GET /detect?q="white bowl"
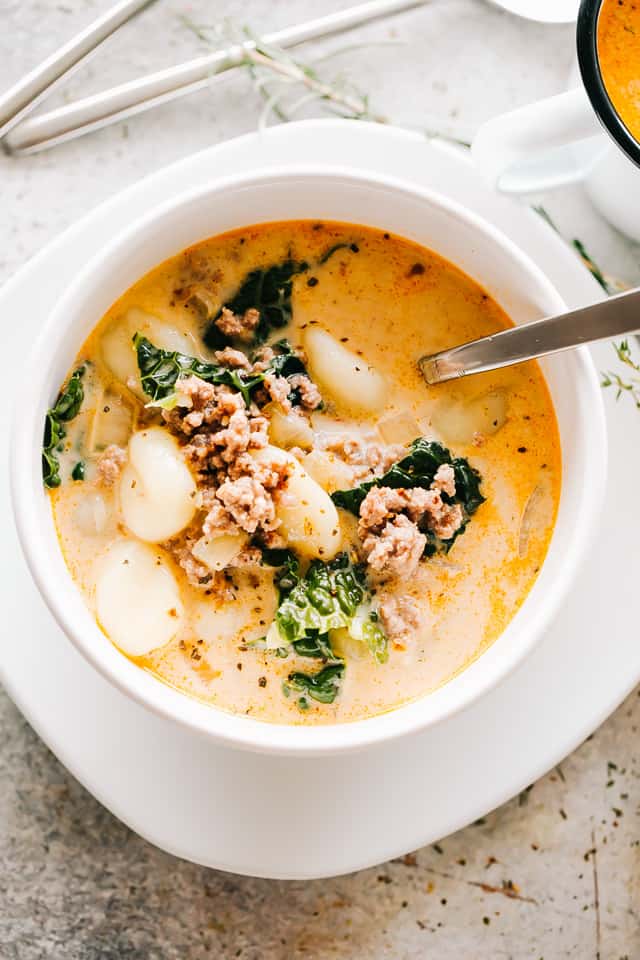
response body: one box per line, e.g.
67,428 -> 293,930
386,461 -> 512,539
10,166 -> 606,756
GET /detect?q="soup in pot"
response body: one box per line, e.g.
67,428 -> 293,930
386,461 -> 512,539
598,0 -> 640,142
44,220 -> 560,724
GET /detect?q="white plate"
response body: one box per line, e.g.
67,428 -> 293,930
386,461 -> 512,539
1,120 -> 637,880
488,0 -> 579,23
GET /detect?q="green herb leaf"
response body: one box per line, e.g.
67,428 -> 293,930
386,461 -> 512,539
42,367 -> 86,489
204,259 -> 309,348
292,633 -> 335,660
71,460 -> 86,482
331,437 -> 484,554
269,552 -> 388,664
285,662 -> 345,705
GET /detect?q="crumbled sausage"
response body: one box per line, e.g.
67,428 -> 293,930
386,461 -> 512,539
357,463 -> 463,578
214,346 -> 251,368
157,354 -> 317,574
321,434 -> 405,481
216,476 -> 278,534
171,538 -> 213,587
96,444 -> 127,486
361,515 -> 426,580
215,306 -> 261,342
251,345 -> 276,372
229,545 -> 264,568
166,535 -> 237,595
288,374 -> 322,410
378,594 -> 423,649
263,373 -> 293,409
165,378 -> 247,437
431,463 -> 456,498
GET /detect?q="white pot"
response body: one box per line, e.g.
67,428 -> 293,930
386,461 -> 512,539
471,0 -> 640,241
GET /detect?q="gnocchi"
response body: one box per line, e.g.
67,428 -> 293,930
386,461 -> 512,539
254,445 -> 342,559
304,327 -> 387,414
120,427 -> 196,542
95,539 -> 183,656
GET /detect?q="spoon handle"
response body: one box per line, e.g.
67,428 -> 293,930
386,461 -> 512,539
419,286 -> 640,384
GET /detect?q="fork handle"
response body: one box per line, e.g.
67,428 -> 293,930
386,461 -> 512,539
419,286 -> 640,384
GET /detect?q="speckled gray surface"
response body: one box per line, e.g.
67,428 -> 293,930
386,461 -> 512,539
1,1 -> 640,956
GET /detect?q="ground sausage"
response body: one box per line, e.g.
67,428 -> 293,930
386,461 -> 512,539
357,462 -> 464,578
214,306 -> 261,342
96,444 -> 127,486
361,515 -> 426,580
378,594 -> 423,649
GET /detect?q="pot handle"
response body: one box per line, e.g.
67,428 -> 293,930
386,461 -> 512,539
471,87 -> 604,194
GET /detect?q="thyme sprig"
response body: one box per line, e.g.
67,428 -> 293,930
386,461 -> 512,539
180,17 -> 385,127
533,206 -> 640,413
532,206 -> 628,296
601,340 -> 640,409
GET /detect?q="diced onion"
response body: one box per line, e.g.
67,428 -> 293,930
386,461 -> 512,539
265,404 -> 314,450
191,532 -> 249,572
378,411 -> 420,445
302,449 -> 354,492
74,493 -> 110,536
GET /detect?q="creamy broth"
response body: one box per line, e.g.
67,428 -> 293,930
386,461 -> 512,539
598,0 -> 640,142
47,221 -> 560,724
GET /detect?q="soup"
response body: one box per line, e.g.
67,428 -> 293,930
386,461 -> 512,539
598,0 -> 640,142
45,221 -> 560,724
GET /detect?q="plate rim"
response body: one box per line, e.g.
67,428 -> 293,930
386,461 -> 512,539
3,118 -> 631,880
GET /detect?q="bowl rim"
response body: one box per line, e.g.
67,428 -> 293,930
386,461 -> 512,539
10,164 -> 607,756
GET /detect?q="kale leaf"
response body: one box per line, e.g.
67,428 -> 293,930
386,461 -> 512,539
134,333 -> 262,406
71,460 -> 86,482
203,243 -> 361,349
292,633 -> 336,661
260,547 -> 298,570
134,334 -> 307,408
42,366 -> 86,488
267,552 -> 388,665
331,438 -> 484,555
204,259 -> 309,349
285,662 -> 345,707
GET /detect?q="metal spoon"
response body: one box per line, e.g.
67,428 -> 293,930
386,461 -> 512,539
419,286 -> 640,385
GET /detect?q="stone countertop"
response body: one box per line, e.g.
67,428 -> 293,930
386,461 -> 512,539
1,1 -> 639,956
